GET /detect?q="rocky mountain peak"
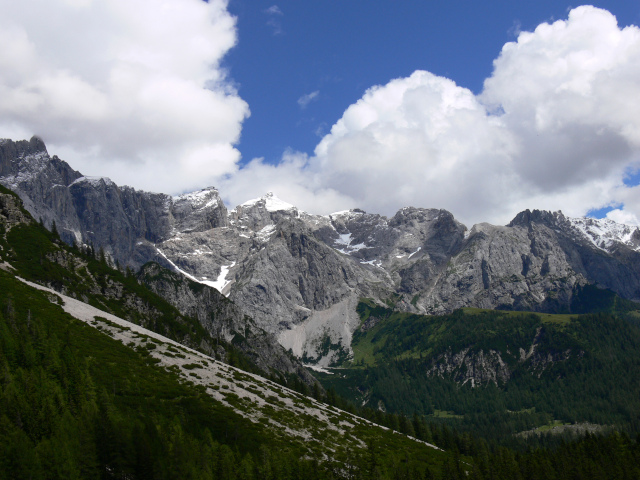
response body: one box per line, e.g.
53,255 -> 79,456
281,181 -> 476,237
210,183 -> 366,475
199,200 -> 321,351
507,209 -> 566,228
172,187 -> 228,233
567,216 -> 640,252
0,187 -> 31,230
1,137 -> 50,183
230,192 -> 300,232
241,192 -> 297,212
27,135 -> 47,153
0,135 -> 47,158
70,175 -> 116,189
3,137 -> 640,367
389,206 -> 443,225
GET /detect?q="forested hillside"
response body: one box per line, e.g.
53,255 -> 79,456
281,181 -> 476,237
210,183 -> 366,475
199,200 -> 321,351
317,300 -> 640,444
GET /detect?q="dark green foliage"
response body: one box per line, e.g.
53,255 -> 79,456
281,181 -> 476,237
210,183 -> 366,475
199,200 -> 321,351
570,283 -> 640,314
0,183 -> 25,203
0,270 -> 260,478
477,432 -> 640,480
2,270 -> 452,479
0,202 -> 454,478
321,302 -> 640,446
5,222 -> 206,343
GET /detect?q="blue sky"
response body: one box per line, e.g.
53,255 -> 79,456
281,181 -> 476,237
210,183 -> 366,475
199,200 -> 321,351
225,1 -> 640,167
1,1 -> 640,226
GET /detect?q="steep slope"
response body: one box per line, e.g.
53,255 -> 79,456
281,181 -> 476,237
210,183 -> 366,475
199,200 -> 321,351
0,267 -> 450,479
3,137 -> 640,366
0,137 -> 227,267
0,184 -> 311,382
138,262 -> 315,383
420,210 -> 640,315
151,193 -> 392,363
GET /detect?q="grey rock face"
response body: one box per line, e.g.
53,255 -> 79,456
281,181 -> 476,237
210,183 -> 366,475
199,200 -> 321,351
0,138 -> 319,380
172,189 -> 229,233
375,209 -> 640,315
426,326 -> 578,387
0,137 -> 230,269
0,136 -> 83,242
138,262 -> 316,383
231,219 -> 365,330
230,192 -> 300,232
428,348 -> 512,387
0,190 -> 32,232
3,138 -> 640,366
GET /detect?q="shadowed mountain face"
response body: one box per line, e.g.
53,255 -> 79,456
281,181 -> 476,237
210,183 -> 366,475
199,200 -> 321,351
0,181 -> 316,385
0,137 -> 227,266
2,137 -> 640,364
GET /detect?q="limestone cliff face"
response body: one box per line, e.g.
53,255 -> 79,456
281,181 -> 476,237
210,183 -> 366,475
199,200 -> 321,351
3,137 -> 640,365
418,210 -> 640,315
138,262 -> 316,383
0,136 -> 83,241
0,137 -> 228,269
427,348 -> 512,387
230,218 -> 370,331
0,190 -> 31,231
0,139 -> 316,380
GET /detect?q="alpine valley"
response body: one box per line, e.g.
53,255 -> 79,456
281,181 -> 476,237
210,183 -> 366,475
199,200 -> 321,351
2,136 -> 640,479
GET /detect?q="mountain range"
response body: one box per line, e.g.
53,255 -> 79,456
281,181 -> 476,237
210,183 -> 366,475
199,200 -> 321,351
0,187 -> 455,478
3,136 -> 640,478
2,136 -> 640,367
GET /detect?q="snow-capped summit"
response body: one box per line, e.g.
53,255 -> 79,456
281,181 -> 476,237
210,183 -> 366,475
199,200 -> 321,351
568,216 -> 640,252
240,192 -> 297,213
230,192 -> 301,231
70,176 -> 116,188
328,209 -> 366,220
173,187 -> 222,210
0,136 -> 53,189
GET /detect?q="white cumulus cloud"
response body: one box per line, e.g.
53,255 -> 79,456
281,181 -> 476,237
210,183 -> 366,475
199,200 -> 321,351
0,0 -> 248,194
228,6 -> 640,226
606,208 -> 639,226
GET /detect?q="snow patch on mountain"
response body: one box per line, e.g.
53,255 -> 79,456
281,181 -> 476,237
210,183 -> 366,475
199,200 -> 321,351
203,261 -> 236,295
173,187 -> 221,209
569,217 -> 640,252
257,224 -> 276,241
1,151 -> 50,188
332,232 -> 368,255
155,247 -> 200,282
70,176 -> 115,188
241,192 -> 297,213
155,243 -> 237,296
329,209 -> 365,220
335,233 -> 352,245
